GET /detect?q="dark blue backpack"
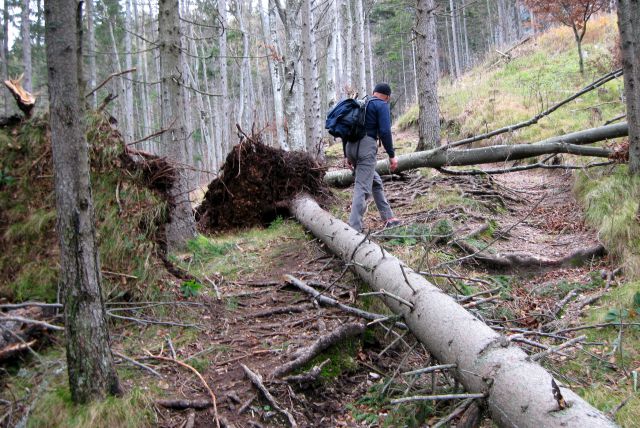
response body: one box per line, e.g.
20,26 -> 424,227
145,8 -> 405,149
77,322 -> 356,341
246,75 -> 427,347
325,97 -> 370,143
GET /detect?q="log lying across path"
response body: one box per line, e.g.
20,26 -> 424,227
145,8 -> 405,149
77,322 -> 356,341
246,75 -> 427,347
325,122 -> 628,186
289,194 -> 615,427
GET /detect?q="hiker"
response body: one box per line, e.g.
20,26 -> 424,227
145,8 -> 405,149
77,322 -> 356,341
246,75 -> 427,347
344,83 -> 400,233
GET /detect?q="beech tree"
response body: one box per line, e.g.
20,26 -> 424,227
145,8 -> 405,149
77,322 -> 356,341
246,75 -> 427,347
158,0 -> 197,251
617,0 -> 640,174
44,0 -> 121,403
524,0 -> 607,74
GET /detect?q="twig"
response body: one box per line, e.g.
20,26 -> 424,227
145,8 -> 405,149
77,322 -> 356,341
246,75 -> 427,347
0,316 -> 63,331
107,312 -> 200,328
0,302 -> 62,310
391,393 -> 486,404
241,364 -> 298,428
146,352 -> 220,428
456,287 -> 501,303
85,67 -> 137,98
204,275 -> 222,300
552,322 -> 640,335
419,272 -> 494,287
126,117 -> 177,146
359,289 -> 414,310
167,336 -> 177,360
432,398 -> 474,428
284,275 -> 407,329
402,364 -> 457,377
378,331 -> 409,357
607,395 -> 633,418
156,399 -> 212,410
529,335 -> 586,362
113,351 -> 163,378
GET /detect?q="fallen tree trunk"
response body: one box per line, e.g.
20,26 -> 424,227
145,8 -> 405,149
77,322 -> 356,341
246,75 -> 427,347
325,122 -> 628,187
289,194 -> 615,427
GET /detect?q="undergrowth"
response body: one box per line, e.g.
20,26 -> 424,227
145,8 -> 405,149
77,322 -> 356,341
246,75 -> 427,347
0,113 -> 167,302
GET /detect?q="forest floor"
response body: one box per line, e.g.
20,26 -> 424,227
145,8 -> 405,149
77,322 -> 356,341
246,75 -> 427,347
138,134 -> 630,428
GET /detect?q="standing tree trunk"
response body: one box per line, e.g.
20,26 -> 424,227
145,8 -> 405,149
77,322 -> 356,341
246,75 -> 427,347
260,0 -> 287,150
572,24 -> 586,75
449,0 -> 461,78
158,0 -> 197,252
217,0 -> 230,157
415,0 -> 440,150
86,0 -> 97,109
301,0 -> 322,159
123,0 -> 135,143
1,1 -> 8,114
281,0 -> 306,151
22,0 -> 33,92
44,0 -> 121,403
617,0 -> 640,173
354,0 -> 367,95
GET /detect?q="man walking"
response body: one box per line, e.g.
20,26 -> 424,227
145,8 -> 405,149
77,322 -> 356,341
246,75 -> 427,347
344,83 -> 400,232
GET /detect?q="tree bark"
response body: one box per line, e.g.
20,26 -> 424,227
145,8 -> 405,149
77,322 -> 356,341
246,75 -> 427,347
617,0 -> 640,174
217,0 -> 230,158
44,0 -> 120,403
301,0 -> 322,159
260,0 -> 287,150
289,194 -> 615,428
282,0 -> 306,151
85,0 -> 97,109
415,0 -> 441,151
158,0 -> 197,251
449,0 -> 461,78
21,0 -> 33,92
325,123 -> 627,186
1,0 -> 9,114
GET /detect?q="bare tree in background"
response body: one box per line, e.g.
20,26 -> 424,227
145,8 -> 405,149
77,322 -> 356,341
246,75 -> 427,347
158,0 -> 197,251
44,0 -> 121,403
525,0 -> 607,74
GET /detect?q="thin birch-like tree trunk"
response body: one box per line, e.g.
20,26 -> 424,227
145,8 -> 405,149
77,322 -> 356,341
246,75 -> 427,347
123,0 -> 135,143
449,0 -> 461,78
261,0 -> 287,150
617,0 -> 640,173
354,0 -> 366,95
301,0 -> 323,159
334,0 -> 345,98
218,0 -> 230,156
281,0 -> 306,151
22,0 -> 32,92
86,0 -> 97,109
158,0 -> 197,251
44,0 -> 121,403
366,16 -> 375,93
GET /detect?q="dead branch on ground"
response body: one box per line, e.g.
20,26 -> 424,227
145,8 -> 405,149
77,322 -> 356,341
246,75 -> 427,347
272,322 -> 366,378
241,364 -> 298,428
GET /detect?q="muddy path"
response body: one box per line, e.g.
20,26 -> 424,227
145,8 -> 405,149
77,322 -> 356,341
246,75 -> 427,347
153,153 -> 610,428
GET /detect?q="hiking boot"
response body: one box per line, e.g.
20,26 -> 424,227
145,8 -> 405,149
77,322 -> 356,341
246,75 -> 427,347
384,218 -> 402,229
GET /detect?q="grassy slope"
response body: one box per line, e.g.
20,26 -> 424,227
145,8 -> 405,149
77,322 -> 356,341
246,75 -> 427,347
395,14 -> 638,425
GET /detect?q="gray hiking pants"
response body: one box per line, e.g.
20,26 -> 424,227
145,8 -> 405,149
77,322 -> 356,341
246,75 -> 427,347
346,135 -> 394,232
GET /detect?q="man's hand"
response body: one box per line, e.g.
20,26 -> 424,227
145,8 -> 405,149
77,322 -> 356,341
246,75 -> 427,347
344,157 -> 354,170
389,157 -> 398,172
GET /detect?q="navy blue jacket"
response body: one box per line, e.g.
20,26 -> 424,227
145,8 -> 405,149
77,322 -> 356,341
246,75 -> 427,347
364,96 -> 395,158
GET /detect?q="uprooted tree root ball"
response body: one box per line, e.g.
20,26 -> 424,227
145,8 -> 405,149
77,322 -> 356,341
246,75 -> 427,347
197,137 -> 332,230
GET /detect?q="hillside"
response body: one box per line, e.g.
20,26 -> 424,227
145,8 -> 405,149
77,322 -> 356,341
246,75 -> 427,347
0,13 -> 638,428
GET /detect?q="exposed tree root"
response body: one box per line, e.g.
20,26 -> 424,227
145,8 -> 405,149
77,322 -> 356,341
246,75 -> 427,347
197,135 -> 331,230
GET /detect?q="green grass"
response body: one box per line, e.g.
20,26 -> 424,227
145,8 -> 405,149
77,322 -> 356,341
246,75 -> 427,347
27,386 -> 154,428
179,219 -> 306,281
395,14 -> 624,148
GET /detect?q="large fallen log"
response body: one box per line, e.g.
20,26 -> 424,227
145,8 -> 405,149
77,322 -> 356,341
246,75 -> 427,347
325,122 -> 628,186
289,194 -> 615,427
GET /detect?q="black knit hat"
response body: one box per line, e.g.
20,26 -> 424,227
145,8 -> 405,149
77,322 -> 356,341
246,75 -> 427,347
373,82 -> 392,96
